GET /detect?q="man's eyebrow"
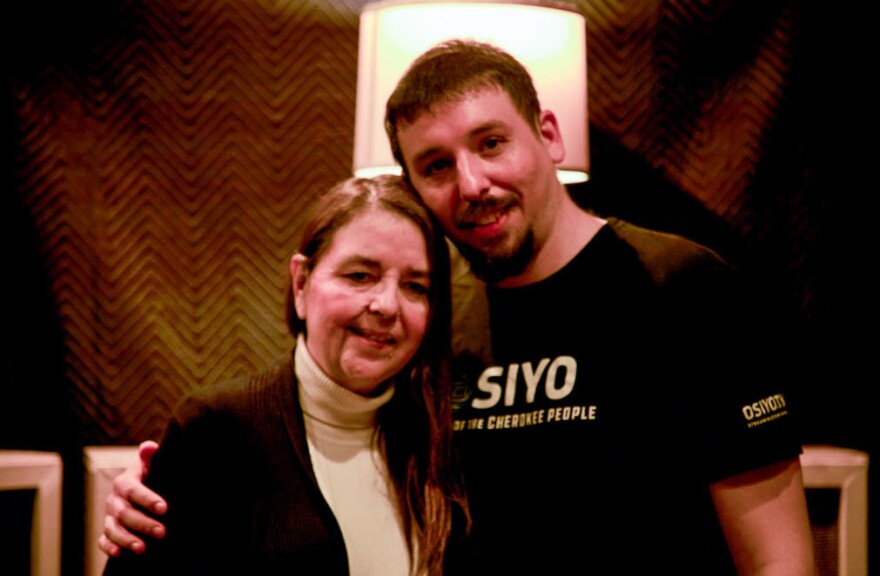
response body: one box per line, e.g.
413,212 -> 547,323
468,120 -> 507,137
412,146 -> 444,167
411,120 -> 509,166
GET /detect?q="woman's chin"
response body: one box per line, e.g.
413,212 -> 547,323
336,347 -> 418,395
337,364 -> 396,396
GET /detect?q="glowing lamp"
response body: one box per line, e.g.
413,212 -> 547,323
354,0 -> 589,184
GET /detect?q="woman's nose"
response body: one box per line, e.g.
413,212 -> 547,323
367,280 -> 399,317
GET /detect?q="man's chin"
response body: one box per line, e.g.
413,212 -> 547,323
455,233 -> 534,285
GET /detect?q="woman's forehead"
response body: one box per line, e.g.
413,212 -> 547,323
321,208 -> 430,267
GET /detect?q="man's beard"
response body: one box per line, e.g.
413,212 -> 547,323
456,229 -> 535,284
452,195 -> 534,284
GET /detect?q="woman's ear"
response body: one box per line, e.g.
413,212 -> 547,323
289,254 -> 309,321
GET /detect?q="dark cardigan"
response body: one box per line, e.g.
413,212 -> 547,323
103,350 -> 350,576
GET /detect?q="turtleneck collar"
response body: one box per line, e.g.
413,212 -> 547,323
295,335 -> 396,430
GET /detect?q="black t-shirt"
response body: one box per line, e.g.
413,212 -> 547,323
447,219 -> 802,575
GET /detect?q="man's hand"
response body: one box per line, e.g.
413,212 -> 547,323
98,441 -> 168,556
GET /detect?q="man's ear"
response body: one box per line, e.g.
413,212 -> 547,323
289,254 -> 309,321
538,110 -> 566,165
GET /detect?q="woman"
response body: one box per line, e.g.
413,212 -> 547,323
103,175 -> 468,576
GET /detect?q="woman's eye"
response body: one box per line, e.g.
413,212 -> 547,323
405,282 -> 430,296
344,272 -> 374,283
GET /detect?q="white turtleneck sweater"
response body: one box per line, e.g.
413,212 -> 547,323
295,338 -> 413,576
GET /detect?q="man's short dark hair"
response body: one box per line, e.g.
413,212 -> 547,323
385,39 -> 542,176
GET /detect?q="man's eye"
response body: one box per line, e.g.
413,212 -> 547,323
424,158 -> 452,177
482,137 -> 504,152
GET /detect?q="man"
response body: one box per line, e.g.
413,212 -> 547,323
102,40 -> 814,574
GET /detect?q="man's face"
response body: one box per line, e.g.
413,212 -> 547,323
396,87 -> 565,282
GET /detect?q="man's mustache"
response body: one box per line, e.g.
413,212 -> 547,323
455,195 -> 518,229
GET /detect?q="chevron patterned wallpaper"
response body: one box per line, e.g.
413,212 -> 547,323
9,0 -> 813,448
12,0 -> 363,445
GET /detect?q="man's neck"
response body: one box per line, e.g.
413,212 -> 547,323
493,195 -> 605,289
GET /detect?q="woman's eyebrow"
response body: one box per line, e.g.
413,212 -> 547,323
404,268 -> 431,281
338,255 -> 431,278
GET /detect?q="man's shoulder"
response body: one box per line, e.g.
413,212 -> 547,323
604,216 -> 734,286
449,241 -> 493,368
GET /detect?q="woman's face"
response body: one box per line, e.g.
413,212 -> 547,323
291,208 -> 432,395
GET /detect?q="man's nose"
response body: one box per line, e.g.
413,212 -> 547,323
456,154 -> 490,202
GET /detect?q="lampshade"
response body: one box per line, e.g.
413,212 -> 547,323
353,0 -> 589,184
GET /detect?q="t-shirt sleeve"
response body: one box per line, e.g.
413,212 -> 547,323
660,250 -> 804,483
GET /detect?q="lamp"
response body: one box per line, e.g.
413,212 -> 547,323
354,0 -> 589,184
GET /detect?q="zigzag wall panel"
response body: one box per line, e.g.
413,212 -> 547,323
12,0 -> 362,445
9,0 -> 825,447
11,2 -> 872,570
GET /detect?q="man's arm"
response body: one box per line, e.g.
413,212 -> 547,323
99,441 -> 168,556
710,458 -> 816,576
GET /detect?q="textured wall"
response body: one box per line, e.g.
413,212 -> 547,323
10,0 -> 362,445
4,0 -> 872,573
9,0 -> 817,446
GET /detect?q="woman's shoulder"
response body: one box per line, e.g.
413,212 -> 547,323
173,353 -> 296,425
150,352 -> 303,496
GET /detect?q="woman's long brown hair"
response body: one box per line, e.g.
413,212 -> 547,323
286,174 -> 469,574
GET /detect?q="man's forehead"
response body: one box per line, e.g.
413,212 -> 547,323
402,85 -> 508,125
396,87 -> 516,147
